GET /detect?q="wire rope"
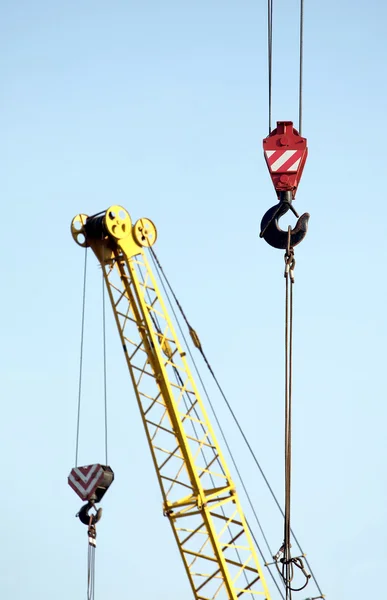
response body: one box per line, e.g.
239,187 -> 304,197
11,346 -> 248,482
299,0 -> 304,133
87,537 -> 96,600
102,258 -> 109,466
268,0 -> 273,133
267,0 -> 304,134
75,243 -> 110,468
75,247 -> 88,467
283,248 -> 294,599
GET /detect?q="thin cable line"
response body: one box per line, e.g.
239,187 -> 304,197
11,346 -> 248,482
75,247 -> 88,467
299,0 -> 304,133
268,0 -> 273,133
102,260 -> 108,466
284,262 -> 292,599
268,0 -> 304,134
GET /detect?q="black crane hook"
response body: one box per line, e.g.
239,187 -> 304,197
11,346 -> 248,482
76,501 -> 103,526
260,192 -> 310,250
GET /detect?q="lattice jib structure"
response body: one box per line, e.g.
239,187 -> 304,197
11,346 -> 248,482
71,206 -> 271,600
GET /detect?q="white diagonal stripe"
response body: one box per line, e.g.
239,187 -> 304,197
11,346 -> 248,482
270,150 -> 297,172
286,158 -> 301,172
82,469 -> 104,495
73,464 -> 98,484
69,468 -> 104,497
69,474 -> 91,496
265,150 -> 276,158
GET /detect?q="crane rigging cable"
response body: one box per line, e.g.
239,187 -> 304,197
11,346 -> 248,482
74,245 -> 109,467
87,524 -> 96,600
70,236 -> 114,600
278,241 -> 310,598
267,0 -> 273,134
267,0 -> 304,134
102,243 -> 109,466
298,0 -> 304,134
284,247 -> 295,599
75,247 -> 88,468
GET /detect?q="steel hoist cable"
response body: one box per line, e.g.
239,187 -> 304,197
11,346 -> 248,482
267,0 -> 273,133
75,247 -> 88,467
267,0 -> 304,134
283,242 -> 295,599
87,526 -> 96,600
74,246 -> 110,467
102,244 -> 109,466
298,0 -> 304,134
72,240 -> 112,600
284,247 -> 294,599
276,239 -> 310,598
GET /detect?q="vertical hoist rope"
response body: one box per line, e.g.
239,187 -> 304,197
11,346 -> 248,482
75,247 -> 88,468
87,541 -> 96,600
298,0 -> 304,133
267,0 -> 304,134
267,0 -> 273,133
102,250 -> 109,466
284,249 -> 294,600
75,244 -> 109,468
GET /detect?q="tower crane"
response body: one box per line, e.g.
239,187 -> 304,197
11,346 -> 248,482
70,206 -> 272,600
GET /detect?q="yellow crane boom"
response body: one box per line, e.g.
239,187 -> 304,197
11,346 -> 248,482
71,205 -> 271,600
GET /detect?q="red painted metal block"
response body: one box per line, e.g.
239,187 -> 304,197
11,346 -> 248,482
263,121 -> 308,199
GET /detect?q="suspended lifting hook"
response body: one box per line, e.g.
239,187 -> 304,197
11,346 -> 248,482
260,191 -> 310,250
76,501 -> 103,526
261,122 -> 309,249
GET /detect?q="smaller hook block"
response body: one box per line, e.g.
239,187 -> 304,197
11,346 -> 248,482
68,464 -> 114,502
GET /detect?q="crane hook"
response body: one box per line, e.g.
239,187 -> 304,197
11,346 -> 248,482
260,193 -> 310,250
76,501 -> 103,526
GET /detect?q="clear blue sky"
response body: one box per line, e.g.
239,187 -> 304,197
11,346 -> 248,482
1,1 -> 386,599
